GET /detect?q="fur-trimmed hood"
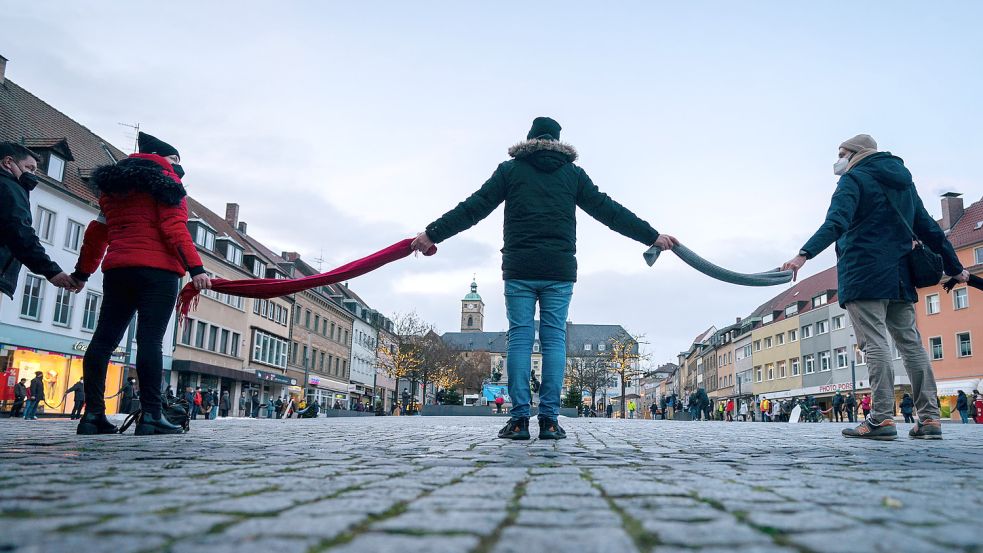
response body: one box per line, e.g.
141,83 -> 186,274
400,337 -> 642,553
89,153 -> 187,206
508,139 -> 578,162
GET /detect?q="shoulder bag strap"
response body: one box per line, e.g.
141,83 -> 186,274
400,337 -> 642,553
873,179 -> 918,242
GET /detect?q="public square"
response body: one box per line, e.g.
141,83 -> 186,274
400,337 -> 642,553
1,416 -> 981,553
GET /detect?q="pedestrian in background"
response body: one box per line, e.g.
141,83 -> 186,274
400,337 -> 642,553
955,390 -> 969,424
860,394 -> 872,420
219,391 -> 230,418
66,378 -> 85,420
606,403 -> 614,419
191,387 -> 202,420
200,389 -> 213,420
845,393 -> 857,423
832,391 -> 845,422
23,371 -> 44,420
973,390 -> 983,424
900,393 -> 915,423
266,397 -> 275,419
120,377 -> 138,415
725,398 -> 735,422
274,397 -> 284,419
738,400 -> 748,422
628,399 -> 636,419
10,378 -> 27,418
250,391 -> 261,418
238,392 -> 247,417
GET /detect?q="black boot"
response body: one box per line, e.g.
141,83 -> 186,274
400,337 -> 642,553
135,411 -> 185,436
77,413 -> 118,435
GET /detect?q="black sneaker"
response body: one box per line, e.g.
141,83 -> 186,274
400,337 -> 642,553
909,418 -> 943,440
76,413 -> 118,435
498,417 -> 530,440
842,417 -> 897,441
538,417 -> 566,440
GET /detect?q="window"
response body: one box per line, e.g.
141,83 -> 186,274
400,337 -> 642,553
231,332 -> 241,357
789,329 -> 798,342
929,337 -> 943,360
34,207 -> 56,243
253,299 -> 261,314
926,294 -> 941,315
835,347 -> 849,368
812,293 -> 828,307
225,245 -> 243,266
816,320 -> 829,334
954,288 -> 969,310
195,321 -> 207,349
831,315 -> 845,330
755,367 -> 762,382
742,344 -> 752,358
330,322 -> 336,340
855,345 -> 866,365
766,364 -> 774,380
753,340 -> 761,352
181,319 -> 194,345
64,220 -> 84,252
762,313 -> 774,324
975,246 -> 983,265
322,319 -> 328,335
957,332 -> 972,357
764,337 -> 772,348
790,358 -> 800,376
583,343 -> 592,352
19,274 -> 44,320
343,330 -> 349,344
776,333 -> 785,346
82,292 -> 101,331
252,329 -> 289,368
52,288 -> 74,327
597,344 -> 605,352
804,354 -> 815,374
194,225 -> 215,250
302,345 -> 309,367
252,260 -> 267,278
819,351 -> 831,371
801,325 -> 813,339
220,329 -> 230,354
294,306 -> 302,324
207,326 -> 218,351
785,304 -> 798,317
314,315 -> 320,331
778,360 -> 786,379
44,153 -> 66,181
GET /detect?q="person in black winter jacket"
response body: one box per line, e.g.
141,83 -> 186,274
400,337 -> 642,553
411,118 -> 675,441
899,393 -> 915,423
120,377 -> 138,415
0,143 -> 78,298
956,390 -> 970,424
66,378 -> 85,420
24,371 -> 45,420
10,378 -> 28,418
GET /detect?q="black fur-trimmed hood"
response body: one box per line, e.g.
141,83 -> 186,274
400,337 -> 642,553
508,139 -> 578,162
89,156 -> 187,205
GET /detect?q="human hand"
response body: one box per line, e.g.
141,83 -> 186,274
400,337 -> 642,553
653,234 -> 679,251
68,276 -> 85,293
48,272 -> 80,291
953,269 -> 970,283
410,232 -> 435,253
192,273 -> 212,291
781,255 -> 808,281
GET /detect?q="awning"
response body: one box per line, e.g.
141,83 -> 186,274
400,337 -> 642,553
936,378 -> 981,397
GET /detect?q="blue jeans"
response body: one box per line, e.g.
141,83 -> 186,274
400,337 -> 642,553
23,400 -> 39,419
505,279 -> 573,420
959,409 -> 969,424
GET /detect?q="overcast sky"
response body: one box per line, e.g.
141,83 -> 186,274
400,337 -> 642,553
3,1 -> 981,364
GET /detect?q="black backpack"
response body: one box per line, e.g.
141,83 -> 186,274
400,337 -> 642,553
118,395 -> 191,434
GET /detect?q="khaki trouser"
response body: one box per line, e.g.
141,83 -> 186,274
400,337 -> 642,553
846,300 -> 939,422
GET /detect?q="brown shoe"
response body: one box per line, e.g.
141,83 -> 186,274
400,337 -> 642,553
909,418 -> 943,440
842,418 -> 897,440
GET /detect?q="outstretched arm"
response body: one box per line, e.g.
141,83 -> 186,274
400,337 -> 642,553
782,175 -> 861,280
412,164 -> 508,252
575,168 -> 669,248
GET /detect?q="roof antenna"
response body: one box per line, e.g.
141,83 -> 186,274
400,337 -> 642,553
118,122 -> 140,153
312,248 -> 326,272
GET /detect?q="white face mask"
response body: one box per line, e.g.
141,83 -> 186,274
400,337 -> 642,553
833,155 -> 851,176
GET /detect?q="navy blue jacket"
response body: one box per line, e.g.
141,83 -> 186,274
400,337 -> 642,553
801,152 -> 962,306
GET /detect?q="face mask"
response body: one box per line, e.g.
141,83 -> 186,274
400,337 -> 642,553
833,155 -> 851,176
171,163 -> 185,179
18,172 -> 39,190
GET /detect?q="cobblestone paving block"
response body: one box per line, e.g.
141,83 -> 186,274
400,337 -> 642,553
640,518 -> 776,546
170,535 -> 322,553
652,547 -> 800,553
326,532 -> 481,553
10,533 -> 168,553
513,508 -> 623,527
786,526 -> 941,553
92,513 -> 234,538
491,526 -> 639,553
744,510 -> 858,533
223,512 -> 365,539
372,508 -> 507,535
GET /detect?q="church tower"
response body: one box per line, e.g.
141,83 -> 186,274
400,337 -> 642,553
460,278 -> 484,332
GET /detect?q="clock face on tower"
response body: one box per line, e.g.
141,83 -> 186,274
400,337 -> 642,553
466,303 -> 475,309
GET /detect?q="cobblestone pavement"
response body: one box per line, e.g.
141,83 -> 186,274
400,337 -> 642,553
1,416 -> 981,553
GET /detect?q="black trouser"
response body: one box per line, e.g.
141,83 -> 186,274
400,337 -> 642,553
83,268 -> 178,418
903,412 -> 914,423
10,398 -> 24,417
71,400 -> 84,419
833,405 -> 843,422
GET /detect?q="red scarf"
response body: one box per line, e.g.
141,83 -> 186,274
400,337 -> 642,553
177,238 -> 435,320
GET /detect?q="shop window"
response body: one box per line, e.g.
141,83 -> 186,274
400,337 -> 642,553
52,287 -> 74,327
20,274 -> 44,320
82,292 -> 101,331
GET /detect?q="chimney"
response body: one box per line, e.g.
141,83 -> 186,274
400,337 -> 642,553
225,203 -> 239,227
940,192 -> 964,231
237,221 -> 247,234
736,317 -> 742,324
0,55 -> 7,85
281,251 -> 300,261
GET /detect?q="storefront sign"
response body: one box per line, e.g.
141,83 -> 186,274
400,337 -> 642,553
73,341 -> 127,359
255,370 -> 296,386
817,382 -> 858,394
308,376 -> 320,386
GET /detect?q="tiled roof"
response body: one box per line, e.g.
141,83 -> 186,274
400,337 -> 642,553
0,78 -> 126,207
946,196 -> 983,250
442,323 -> 634,355
751,266 -> 838,326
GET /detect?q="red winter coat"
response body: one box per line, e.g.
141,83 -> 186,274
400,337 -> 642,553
75,154 -> 203,278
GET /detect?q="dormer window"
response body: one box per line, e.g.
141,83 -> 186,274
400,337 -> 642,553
194,225 -> 215,250
46,153 -> 65,182
225,244 -> 243,266
252,260 -> 267,278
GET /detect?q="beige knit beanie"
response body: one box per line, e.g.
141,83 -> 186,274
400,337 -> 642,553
839,134 -> 877,153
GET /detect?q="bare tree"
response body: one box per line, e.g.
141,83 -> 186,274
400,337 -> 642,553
567,355 -> 611,408
376,312 -> 430,412
606,331 -> 649,418
457,351 -> 491,395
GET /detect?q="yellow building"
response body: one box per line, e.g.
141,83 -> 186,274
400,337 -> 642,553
750,315 -> 802,396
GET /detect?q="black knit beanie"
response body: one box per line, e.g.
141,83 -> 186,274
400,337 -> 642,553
526,117 -> 561,141
137,132 -> 180,159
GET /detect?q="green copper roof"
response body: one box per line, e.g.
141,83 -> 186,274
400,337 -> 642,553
463,279 -> 482,301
